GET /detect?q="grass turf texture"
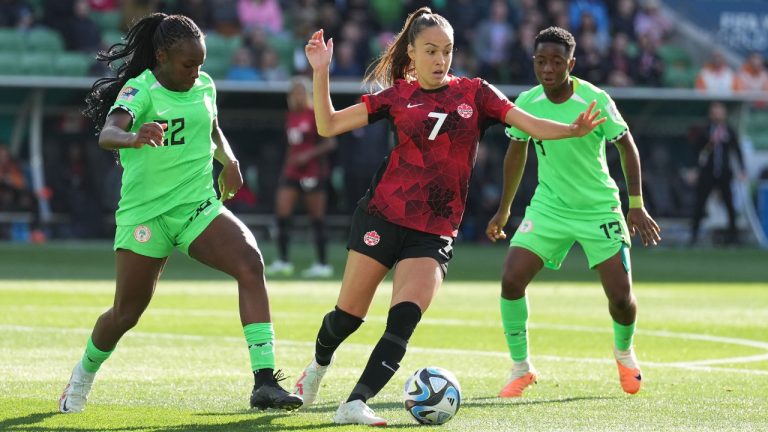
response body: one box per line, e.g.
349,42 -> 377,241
0,242 -> 766,431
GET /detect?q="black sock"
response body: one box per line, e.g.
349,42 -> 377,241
311,218 -> 327,264
315,306 -> 364,366
347,302 -> 422,402
253,368 -> 275,388
276,217 -> 291,262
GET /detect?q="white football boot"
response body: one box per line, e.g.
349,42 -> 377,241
266,260 -> 294,277
333,399 -> 387,426
59,362 -> 95,413
292,356 -> 333,407
300,263 -> 333,278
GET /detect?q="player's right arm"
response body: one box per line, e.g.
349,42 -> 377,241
306,29 -> 368,137
98,110 -> 166,150
486,138 -> 528,242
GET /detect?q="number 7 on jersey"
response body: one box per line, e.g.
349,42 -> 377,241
427,112 -> 447,140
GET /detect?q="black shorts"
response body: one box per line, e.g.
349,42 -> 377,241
279,176 -> 327,193
346,206 -> 455,277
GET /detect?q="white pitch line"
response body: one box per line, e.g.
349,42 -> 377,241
2,324 -> 768,376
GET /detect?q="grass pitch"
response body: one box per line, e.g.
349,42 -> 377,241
0,242 -> 766,431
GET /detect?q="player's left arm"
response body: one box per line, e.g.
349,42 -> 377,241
211,116 -> 243,201
613,132 -> 661,246
504,100 -> 606,140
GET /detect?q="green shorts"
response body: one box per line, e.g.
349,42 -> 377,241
510,206 -> 630,270
114,197 -> 228,258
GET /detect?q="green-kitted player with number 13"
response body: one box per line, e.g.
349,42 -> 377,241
485,27 -> 662,398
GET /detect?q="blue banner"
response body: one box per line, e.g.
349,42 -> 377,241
664,0 -> 768,56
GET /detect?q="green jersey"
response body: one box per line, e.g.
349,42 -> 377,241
109,69 -> 218,225
505,77 -> 628,219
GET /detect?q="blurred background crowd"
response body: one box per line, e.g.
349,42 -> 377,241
1,0 -> 767,247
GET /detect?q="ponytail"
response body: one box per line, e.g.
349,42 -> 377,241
83,13 -> 202,133
363,7 -> 452,89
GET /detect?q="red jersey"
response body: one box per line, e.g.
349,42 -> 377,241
360,76 -> 515,237
283,108 -> 329,180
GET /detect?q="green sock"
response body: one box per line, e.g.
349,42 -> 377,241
244,323 -> 276,371
613,320 -> 636,351
80,337 -> 113,373
500,296 -> 529,362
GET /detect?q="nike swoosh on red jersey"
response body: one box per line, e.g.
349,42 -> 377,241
406,103 -> 423,108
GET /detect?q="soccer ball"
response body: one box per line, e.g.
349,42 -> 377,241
403,366 -> 461,425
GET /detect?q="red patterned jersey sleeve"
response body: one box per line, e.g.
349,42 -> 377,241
361,84 -> 402,124
475,79 -> 515,125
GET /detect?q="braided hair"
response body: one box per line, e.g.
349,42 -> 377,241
83,13 -> 202,133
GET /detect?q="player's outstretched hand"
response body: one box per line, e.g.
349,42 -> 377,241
627,207 -> 662,246
219,160 -> 243,202
132,122 -> 167,148
570,100 -> 606,137
305,29 -> 333,71
485,210 -> 510,242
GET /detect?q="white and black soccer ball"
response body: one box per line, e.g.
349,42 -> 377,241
403,366 -> 461,425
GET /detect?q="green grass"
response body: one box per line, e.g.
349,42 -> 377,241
0,242 -> 767,431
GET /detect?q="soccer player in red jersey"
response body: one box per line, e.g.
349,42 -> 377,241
266,77 -> 337,278
292,7 -> 605,425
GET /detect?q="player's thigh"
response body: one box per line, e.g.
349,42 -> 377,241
577,213 -> 629,269
510,207 -> 574,270
114,249 -> 167,312
275,183 -> 301,217
391,257 -> 442,312
595,246 -> 633,304
502,246 -> 544,295
187,209 -> 263,278
336,250 -> 389,317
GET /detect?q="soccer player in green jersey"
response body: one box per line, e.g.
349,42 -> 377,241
58,13 -> 302,413
486,27 -> 662,398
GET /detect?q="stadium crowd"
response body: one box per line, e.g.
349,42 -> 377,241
1,0 -> 766,90
0,0 -> 763,245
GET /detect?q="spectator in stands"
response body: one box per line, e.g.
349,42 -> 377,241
238,0 -> 282,34
443,0 -> 486,50
633,34 -> 664,87
473,0 -> 515,83
735,52 -> 768,94
576,11 -> 609,53
0,0 -> 33,28
690,102 -> 745,246
66,0 -> 102,53
0,144 -> 42,240
331,41 -> 363,78
172,0 -> 212,31
544,0 -> 570,29
695,50 -> 736,95
634,0 -> 672,45
570,0 -> 609,51
505,22 -> 537,85
606,32 -> 635,86
573,31 -> 607,84
209,0 -> 240,36
0,144 -> 28,211
259,46 -> 289,81
244,26 -> 268,68
121,0 -> 162,31
610,0 -> 637,40
228,47 -> 261,81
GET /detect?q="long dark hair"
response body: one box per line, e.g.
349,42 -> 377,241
363,7 -> 453,89
83,13 -> 202,133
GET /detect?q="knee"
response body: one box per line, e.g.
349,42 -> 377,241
501,269 -> 528,298
325,306 -> 364,339
234,250 -> 266,281
608,290 -> 635,311
108,308 -> 142,333
385,301 -> 422,341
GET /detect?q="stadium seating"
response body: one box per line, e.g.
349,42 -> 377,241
25,28 -> 65,53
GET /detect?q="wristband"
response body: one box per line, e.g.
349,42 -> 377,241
628,195 -> 644,209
